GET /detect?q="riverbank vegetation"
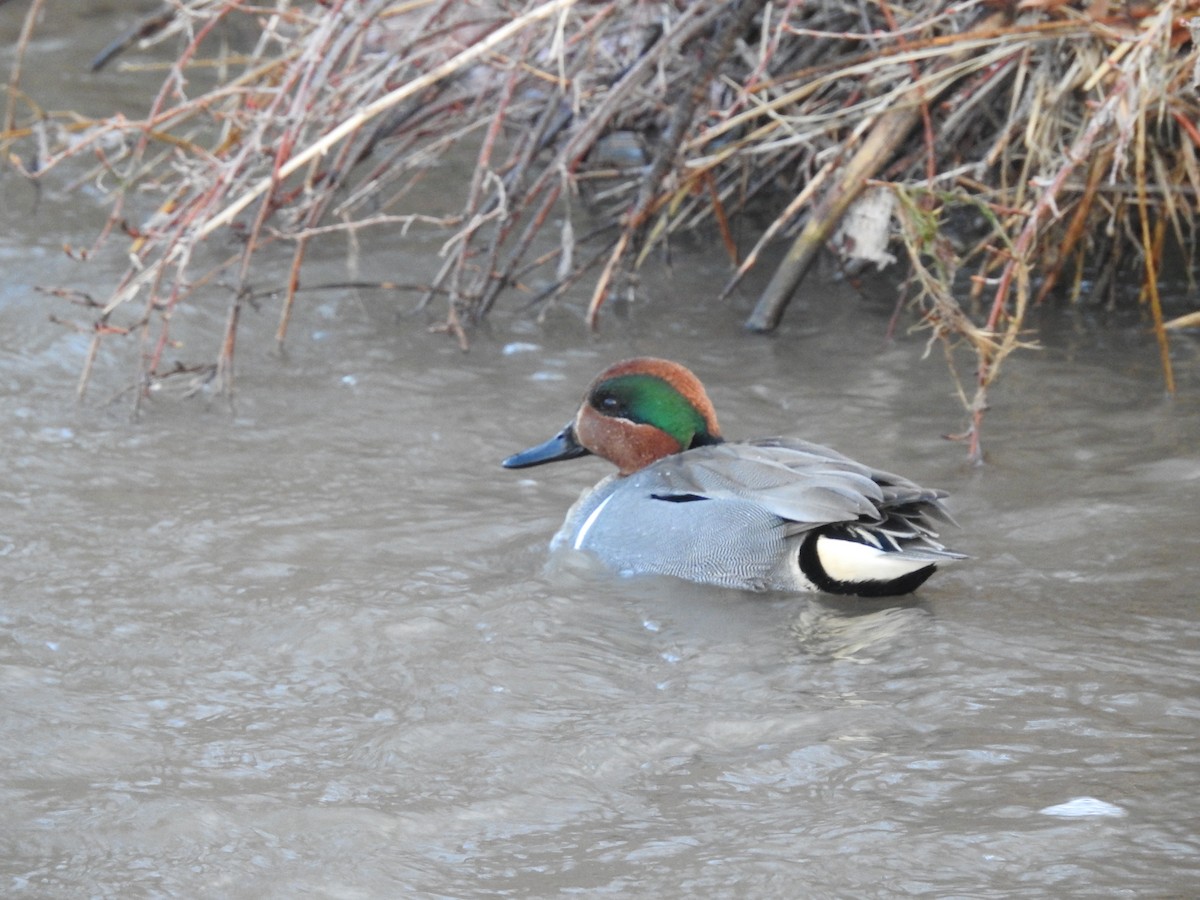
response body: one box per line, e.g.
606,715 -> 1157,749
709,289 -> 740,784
3,0 -> 1198,459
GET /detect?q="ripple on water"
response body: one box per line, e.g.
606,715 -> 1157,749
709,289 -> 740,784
3,130 -> 1199,894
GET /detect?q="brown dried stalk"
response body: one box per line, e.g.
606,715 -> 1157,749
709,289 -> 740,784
4,0 -> 1196,460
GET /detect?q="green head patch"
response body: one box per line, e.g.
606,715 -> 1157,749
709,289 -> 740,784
588,373 -> 719,449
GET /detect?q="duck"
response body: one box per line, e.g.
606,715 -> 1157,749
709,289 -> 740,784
502,358 -> 965,596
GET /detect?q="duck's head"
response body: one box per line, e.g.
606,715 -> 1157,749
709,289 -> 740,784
502,358 -> 725,476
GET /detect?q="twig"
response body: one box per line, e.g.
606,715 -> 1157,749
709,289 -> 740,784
196,0 -> 579,241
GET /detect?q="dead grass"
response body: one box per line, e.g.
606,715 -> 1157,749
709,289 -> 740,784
3,0 -> 1198,459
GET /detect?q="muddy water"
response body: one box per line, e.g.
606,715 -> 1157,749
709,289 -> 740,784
3,5 -> 1200,898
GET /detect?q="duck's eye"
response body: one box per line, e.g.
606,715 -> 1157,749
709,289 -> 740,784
599,395 -> 620,412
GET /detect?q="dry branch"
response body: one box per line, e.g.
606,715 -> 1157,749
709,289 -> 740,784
5,0 -> 1198,457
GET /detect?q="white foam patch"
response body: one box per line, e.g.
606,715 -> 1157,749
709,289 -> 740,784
1039,797 -> 1126,818
815,535 -> 934,584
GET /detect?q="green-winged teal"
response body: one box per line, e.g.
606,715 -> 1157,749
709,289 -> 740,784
503,358 -> 965,596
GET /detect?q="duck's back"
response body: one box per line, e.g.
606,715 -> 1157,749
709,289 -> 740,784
552,438 -> 962,594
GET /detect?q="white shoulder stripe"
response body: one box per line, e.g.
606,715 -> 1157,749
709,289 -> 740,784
573,493 -> 614,550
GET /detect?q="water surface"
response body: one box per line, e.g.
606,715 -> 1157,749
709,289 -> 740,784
2,5 -> 1199,897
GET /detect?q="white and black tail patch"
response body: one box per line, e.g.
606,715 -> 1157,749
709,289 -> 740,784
799,527 -> 937,597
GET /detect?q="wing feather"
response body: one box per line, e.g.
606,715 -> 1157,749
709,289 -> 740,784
647,438 -> 958,550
